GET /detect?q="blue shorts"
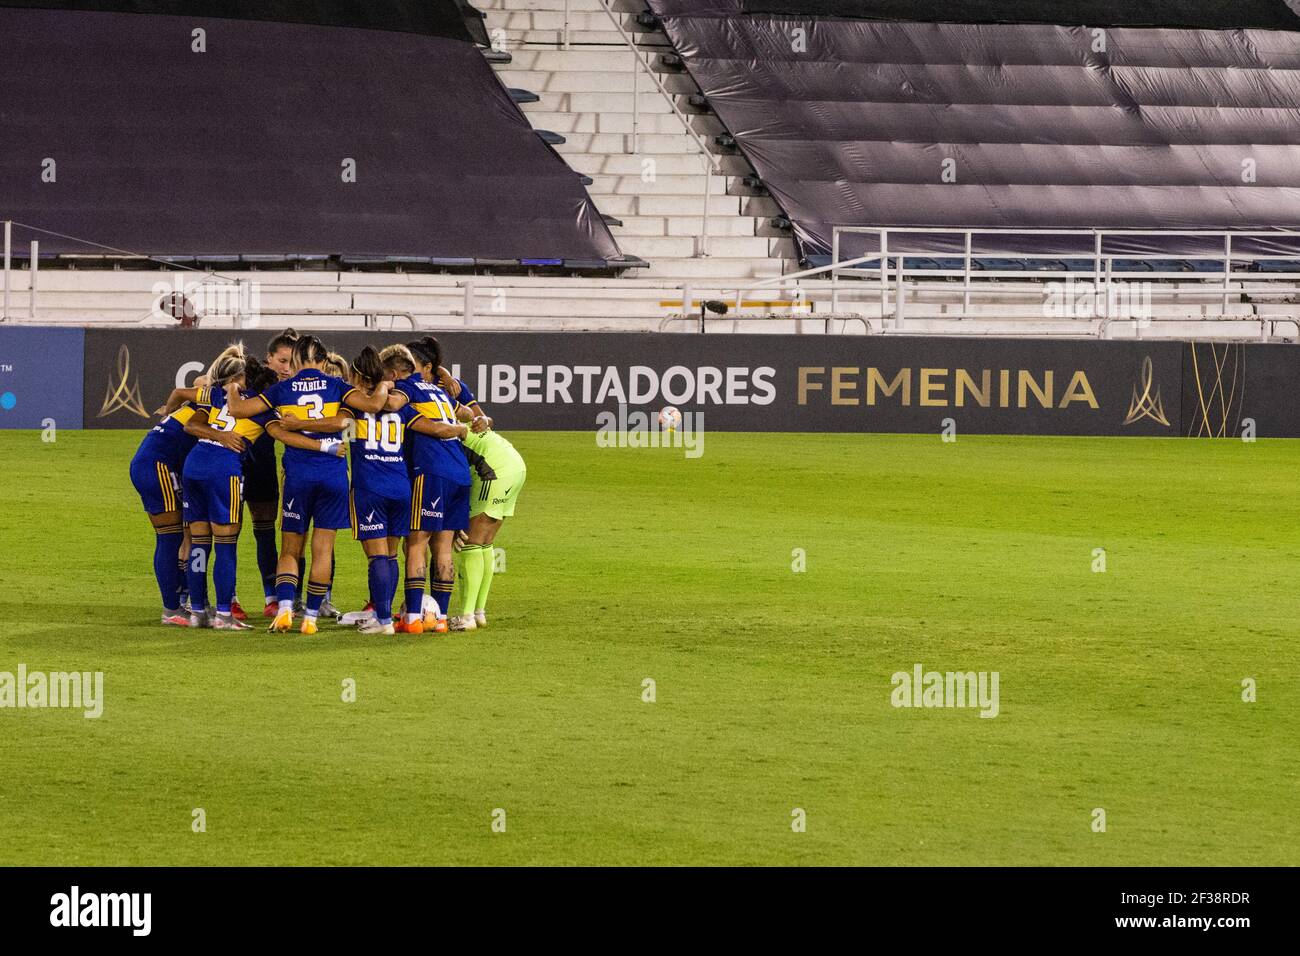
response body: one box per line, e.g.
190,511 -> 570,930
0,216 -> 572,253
281,470 -> 350,534
242,437 -> 280,504
130,455 -> 182,515
410,473 -> 470,533
351,487 -> 410,541
183,473 -> 244,526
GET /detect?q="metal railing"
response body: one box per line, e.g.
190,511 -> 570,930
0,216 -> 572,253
599,0 -> 721,256
1,226 -> 38,323
827,227 -> 1300,329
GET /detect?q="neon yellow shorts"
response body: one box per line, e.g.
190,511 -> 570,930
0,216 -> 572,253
469,465 -> 526,520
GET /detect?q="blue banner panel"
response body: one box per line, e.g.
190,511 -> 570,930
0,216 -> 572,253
0,327 -> 84,429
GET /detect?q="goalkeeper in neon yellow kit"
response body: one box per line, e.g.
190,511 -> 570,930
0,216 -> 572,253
450,423 -> 527,631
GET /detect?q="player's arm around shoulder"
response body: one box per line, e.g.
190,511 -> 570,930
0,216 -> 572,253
344,380 -> 393,415
224,381 -> 274,418
184,407 -> 245,454
266,418 -> 346,457
409,415 -> 468,441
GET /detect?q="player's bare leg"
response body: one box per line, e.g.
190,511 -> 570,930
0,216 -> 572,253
399,531 -> 430,634
424,530 -> 456,632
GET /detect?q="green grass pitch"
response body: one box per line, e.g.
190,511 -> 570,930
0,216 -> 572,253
0,429 -> 1295,866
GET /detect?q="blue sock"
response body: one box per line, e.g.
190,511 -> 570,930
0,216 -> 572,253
253,520 -> 278,601
154,524 -> 184,612
404,570 -> 425,623
305,580 -> 328,618
275,571 -> 297,608
187,534 -> 212,613
213,534 -> 238,614
387,556 -> 400,608
432,576 -> 454,617
328,547 -> 336,601
368,555 -> 393,624
176,557 -> 189,604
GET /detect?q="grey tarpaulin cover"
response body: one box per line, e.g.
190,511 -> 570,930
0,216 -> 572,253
0,4 -> 620,263
648,1 -> 1300,259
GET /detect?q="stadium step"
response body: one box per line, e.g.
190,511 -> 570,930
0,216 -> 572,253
614,215 -> 759,238
526,111 -> 723,136
494,69 -> 698,95
554,131 -> 720,154
483,0 -> 796,280
565,153 -> 746,177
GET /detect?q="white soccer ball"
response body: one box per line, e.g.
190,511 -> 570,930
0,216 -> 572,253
658,406 -> 683,431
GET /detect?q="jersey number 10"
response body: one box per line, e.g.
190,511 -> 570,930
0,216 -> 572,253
363,413 -> 403,453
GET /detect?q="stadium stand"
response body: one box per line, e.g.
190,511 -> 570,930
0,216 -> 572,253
3,0 -> 1300,338
0,1 -> 623,268
482,0 -> 795,280
644,0 -> 1300,263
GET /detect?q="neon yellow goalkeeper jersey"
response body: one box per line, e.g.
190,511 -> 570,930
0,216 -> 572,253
462,427 -> 525,476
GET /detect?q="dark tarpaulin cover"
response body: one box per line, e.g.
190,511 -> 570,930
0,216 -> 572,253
652,1 -> 1300,31
0,0 -> 481,41
648,2 -> 1300,258
0,6 -> 619,262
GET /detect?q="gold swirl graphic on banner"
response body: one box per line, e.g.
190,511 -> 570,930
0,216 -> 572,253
99,344 -> 150,419
1123,356 -> 1170,427
1187,342 -> 1244,439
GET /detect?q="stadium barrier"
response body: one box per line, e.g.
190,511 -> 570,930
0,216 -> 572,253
0,327 -> 1292,437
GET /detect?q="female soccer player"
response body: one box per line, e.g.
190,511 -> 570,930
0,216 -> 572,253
225,334 -> 392,634
129,376 -> 206,626
343,347 -> 468,634
153,343 -> 274,618
376,343 -> 474,634
181,352 -> 343,630
401,337 -> 496,631
450,426 -> 526,631
245,328 -> 299,618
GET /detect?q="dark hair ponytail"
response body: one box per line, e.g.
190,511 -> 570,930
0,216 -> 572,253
266,327 -> 299,357
244,355 -> 278,394
406,335 -> 442,371
351,346 -> 385,389
291,334 -> 329,370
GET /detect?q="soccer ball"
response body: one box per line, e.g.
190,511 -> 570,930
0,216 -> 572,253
658,406 -> 683,431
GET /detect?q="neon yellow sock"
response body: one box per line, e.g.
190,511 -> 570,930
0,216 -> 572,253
475,544 -> 496,613
456,545 -> 484,618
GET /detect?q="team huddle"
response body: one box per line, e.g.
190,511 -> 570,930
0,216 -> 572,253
127,330 -> 526,635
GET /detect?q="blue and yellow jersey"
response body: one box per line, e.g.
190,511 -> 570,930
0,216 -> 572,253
256,370 -> 358,479
350,404 -> 422,499
184,384 -> 279,479
394,374 -> 468,483
133,401 -> 200,471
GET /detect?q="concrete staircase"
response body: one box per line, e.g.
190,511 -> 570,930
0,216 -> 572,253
477,0 -> 797,280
